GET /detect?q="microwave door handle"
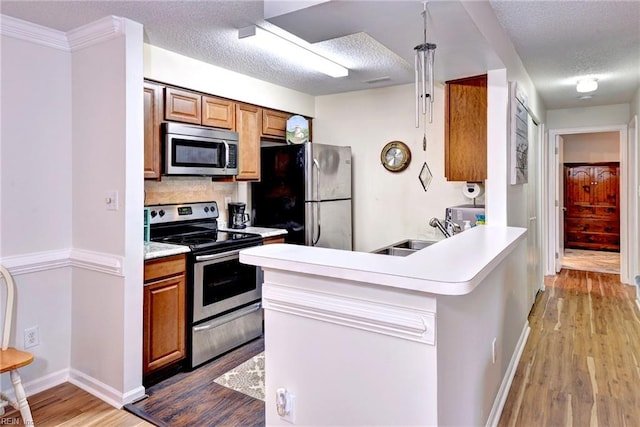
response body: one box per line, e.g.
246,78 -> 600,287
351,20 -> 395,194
223,140 -> 230,168
312,158 -> 321,246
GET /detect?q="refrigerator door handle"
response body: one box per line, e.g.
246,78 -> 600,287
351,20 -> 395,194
312,158 -> 321,245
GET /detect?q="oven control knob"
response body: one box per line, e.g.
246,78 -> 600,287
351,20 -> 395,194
158,210 -> 165,217
210,205 -> 216,213
204,207 -> 209,213
150,210 -> 157,218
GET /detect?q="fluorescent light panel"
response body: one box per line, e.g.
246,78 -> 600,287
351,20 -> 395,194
576,78 -> 598,93
239,25 -> 348,78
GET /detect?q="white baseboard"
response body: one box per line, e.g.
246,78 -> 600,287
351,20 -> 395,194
69,369 -> 145,409
1,368 -> 69,401
485,321 -> 531,427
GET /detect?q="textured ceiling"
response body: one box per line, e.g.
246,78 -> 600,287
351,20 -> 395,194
1,0 -> 638,110
490,0 -> 640,110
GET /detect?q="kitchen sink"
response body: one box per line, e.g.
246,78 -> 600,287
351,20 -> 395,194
372,239 -> 437,256
391,239 -> 436,250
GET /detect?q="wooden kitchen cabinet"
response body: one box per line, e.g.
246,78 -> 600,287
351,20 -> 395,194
564,163 -> 620,251
263,236 -> 286,245
203,95 -> 235,129
235,103 -> 261,181
143,254 -> 186,376
262,109 -> 291,138
444,74 -> 487,182
144,82 -> 164,180
164,87 -> 202,124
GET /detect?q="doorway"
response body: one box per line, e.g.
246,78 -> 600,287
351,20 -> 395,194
546,125 -> 631,284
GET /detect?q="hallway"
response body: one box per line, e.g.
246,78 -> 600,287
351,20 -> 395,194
499,270 -> 640,426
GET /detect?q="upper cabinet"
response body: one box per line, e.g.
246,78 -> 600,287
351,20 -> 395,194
236,103 -> 261,181
164,87 -> 201,124
203,95 -> 235,129
144,82 -> 164,180
144,80 -> 311,182
444,74 -> 487,182
262,109 -> 291,138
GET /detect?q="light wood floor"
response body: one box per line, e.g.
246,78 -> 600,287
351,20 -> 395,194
499,269 -> 640,426
563,248 -> 620,274
2,382 -> 152,426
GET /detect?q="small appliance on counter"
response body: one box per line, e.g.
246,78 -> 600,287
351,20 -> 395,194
445,204 -> 486,231
228,202 -> 250,229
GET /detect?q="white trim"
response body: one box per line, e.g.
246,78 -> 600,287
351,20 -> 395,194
0,248 -> 123,276
69,369 -> 145,408
69,248 -> 123,276
1,368 -> 69,401
263,283 -> 436,345
0,249 -> 70,275
485,322 -> 531,427
0,14 -> 69,51
67,16 -> 125,52
0,14 -> 126,53
545,125 -> 630,283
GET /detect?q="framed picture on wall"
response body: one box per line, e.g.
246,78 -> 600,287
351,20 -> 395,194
510,82 -> 529,185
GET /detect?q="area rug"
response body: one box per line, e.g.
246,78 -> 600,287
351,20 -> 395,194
562,248 -> 620,274
214,352 -> 265,401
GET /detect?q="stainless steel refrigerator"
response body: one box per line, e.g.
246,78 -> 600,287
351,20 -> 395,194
251,142 -> 352,250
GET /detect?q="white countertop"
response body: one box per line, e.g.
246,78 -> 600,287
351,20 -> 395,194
220,226 -> 288,238
240,225 -> 526,296
144,241 -> 190,260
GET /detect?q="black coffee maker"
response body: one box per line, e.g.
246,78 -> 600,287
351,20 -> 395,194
228,202 -> 250,229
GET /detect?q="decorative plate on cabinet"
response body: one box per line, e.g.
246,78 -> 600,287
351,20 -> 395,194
286,115 -> 309,144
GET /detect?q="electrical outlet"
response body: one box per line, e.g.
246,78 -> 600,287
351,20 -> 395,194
24,326 -> 40,349
224,196 -> 232,207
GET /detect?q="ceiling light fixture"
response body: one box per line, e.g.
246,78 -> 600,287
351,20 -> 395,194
576,78 -> 598,93
415,1 -> 436,126
238,25 -> 348,78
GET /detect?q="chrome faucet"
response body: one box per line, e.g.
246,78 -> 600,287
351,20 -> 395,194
429,217 -> 451,238
445,220 -> 462,235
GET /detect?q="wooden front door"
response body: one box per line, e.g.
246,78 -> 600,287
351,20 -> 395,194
564,162 -> 620,251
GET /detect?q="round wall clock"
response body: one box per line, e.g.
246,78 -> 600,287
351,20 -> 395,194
381,141 -> 411,172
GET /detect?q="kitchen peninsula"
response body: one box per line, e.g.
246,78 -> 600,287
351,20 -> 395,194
241,225 -> 528,426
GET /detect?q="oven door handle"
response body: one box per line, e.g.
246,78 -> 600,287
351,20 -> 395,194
193,302 -> 262,332
195,248 -> 242,262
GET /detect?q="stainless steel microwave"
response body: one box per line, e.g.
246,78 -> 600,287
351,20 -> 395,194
163,122 -> 239,176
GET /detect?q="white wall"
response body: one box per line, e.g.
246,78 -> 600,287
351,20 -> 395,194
0,15 -> 145,406
1,27 -> 73,393
547,104 -> 630,129
144,44 -> 315,117
70,17 -> 145,404
314,84 -> 473,252
563,132 -> 620,163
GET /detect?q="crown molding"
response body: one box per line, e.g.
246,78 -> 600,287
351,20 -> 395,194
67,15 -> 126,52
1,14 -> 126,52
0,14 -> 69,51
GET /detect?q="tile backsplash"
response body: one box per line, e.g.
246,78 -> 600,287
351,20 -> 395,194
145,177 -> 247,225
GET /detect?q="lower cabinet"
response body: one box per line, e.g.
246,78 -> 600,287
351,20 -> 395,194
263,236 -> 286,245
143,254 -> 186,376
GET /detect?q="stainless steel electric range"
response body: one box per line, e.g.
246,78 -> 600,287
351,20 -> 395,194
147,201 -> 263,369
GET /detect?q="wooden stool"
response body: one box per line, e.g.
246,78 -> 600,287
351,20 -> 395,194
0,265 -> 34,425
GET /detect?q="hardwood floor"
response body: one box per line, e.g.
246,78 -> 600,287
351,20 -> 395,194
6,273 -> 639,426
1,382 -> 153,426
499,269 -> 640,426
126,336 -> 265,426
563,248 -> 620,274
